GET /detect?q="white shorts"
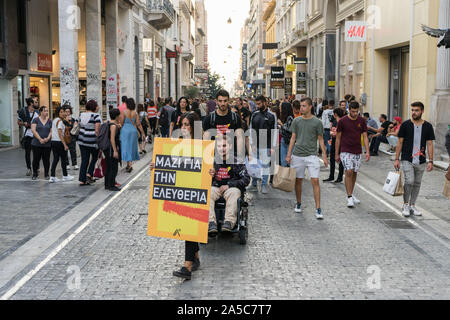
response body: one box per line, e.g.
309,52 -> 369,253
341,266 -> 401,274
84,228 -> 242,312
291,155 -> 321,179
340,152 -> 362,172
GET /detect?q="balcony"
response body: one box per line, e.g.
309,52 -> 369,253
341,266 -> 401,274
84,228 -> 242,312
146,0 -> 175,30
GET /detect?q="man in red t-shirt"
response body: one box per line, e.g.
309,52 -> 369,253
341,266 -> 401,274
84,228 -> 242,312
335,101 -> 370,208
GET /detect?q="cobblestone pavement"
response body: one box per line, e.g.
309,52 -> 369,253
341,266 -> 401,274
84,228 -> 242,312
4,151 -> 449,300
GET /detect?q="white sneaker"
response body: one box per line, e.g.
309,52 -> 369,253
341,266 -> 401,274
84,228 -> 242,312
49,177 -> 60,183
410,206 -> 422,217
63,175 -> 74,182
67,165 -> 71,171
295,203 -> 302,213
347,197 -> 355,208
73,165 -> 79,170
402,204 -> 411,217
352,195 -> 361,204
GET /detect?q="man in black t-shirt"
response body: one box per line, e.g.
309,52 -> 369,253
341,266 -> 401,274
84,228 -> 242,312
203,90 -> 245,163
394,102 -> 435,217
369,114 -> 392,156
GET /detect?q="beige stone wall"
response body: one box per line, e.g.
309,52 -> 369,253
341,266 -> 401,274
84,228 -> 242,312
365,0 -> 438,121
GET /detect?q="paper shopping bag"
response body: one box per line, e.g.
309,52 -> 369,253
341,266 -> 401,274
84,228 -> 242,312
394,170 -> 404,196
383,171 -> 402,196
272,165 -> 296,192
443,178 -> 450,199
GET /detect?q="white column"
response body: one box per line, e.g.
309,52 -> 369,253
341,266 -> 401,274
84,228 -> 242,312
436,0 -> 450,92
105,0 -> 119,109
58,0 -> 80,115
170,57 -> 176,97
86,0 -> 103,114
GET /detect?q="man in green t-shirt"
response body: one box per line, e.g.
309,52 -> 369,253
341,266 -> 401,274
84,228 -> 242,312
286,97 -> 328,220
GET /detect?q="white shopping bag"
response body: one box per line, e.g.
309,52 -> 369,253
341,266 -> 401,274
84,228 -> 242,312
245,156 -> 262,180
383,171 -> 401,196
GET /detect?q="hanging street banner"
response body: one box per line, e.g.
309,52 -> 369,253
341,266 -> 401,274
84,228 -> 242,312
345,21 -> 367,42
147,138 -> 215,244
241,44 -> 248,81
271,66 -> 284,79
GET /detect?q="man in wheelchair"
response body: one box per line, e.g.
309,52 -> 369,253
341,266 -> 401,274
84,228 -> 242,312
208,134 -> 250,235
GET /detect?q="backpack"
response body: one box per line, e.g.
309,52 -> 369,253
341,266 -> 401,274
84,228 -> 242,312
97,121 -> 111,151
209,110 -> 239,129
159,107 -> 170,128
57,119 -> 72,144
281,116 -> 294,145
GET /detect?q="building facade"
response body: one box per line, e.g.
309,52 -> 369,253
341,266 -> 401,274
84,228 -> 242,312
0,0 -> 210,148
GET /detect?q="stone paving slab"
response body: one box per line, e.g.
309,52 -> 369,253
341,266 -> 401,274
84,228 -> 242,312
7,164 -> 450,300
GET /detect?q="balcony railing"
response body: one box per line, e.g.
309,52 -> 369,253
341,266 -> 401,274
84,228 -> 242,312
146,0 -> 175,30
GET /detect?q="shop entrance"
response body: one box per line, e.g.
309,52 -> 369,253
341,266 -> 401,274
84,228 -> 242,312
29,76 -> 51,115
389,46 -> 409,119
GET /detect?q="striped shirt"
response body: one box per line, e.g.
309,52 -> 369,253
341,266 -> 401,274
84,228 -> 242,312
77,112 -> 102,148
147,105 -> 157,118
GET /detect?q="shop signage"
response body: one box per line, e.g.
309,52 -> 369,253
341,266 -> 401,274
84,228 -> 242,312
262,43 -> 278,50
270,80 -> 284,89
285,78 -> 293,96
345,21 -> 367,42
106,74 -> 118,107
297,72 -> 307,94
294,57 -> 308,64
194,68 -> 208,74
271,66 -> 284,79
241,44 -> 248,81
286,64 -> 296,72
37,53 -> 53,72
166,50 -> 177,59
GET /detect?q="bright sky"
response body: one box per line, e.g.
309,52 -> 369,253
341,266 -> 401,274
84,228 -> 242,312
204,0 -> 250,92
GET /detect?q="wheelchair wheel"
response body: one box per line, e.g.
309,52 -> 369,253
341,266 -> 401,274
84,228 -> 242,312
239,228 -> 248,245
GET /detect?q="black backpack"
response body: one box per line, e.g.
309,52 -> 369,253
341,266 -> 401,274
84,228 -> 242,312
281,116 -> 294,145
209,110 -> 239,129
97,121 -> 111,150
159,107 -> 170,128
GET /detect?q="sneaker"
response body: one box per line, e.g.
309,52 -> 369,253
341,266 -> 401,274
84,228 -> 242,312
410,206 -> 422,217
192,258 -> 200,272
261,185 -> 269,194
26,169 -> 32,176
323,177 -> 334,182
45,176 -> 50,180
222,221 -> 234,232
173,267 -> 191,280
334,178 -> 343,183
49,177 -> 60,183
73,165 -> 79,170
62,175 -> 74,182
316,208 -> 324,220
66,165 -> 71,171
108,186 -> 121,192
295,203 -> 302,213
115,182 -> 122,188
208,222 -> 218,236
402,204 -> 411,217
32,175 -> 38,181
347,197 -> 355,208
352,195 -> 361,204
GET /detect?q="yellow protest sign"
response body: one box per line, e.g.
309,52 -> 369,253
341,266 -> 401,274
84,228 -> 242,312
147,138 -> 215,244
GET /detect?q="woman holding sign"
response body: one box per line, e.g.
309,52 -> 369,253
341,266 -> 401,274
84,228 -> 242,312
150,112 -> 209,280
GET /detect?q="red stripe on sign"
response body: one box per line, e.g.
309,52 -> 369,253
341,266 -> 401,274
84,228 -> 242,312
163,201 -> 209,223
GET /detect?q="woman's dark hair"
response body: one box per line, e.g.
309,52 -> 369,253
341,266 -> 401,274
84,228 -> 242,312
137,104 -> 144,113
280,102 -> 294,123
191,101 -> 199,110
54,106 -> 64,119
63,104 -> 72,114
110,108 -> 120,120
180,112 -> 200,139
86,100 -> 98,111
333,107 -> 345,119
126,98 -> 136,110
26,97 -> 34,106
39,106 -> 48,113
149,100 -> 155,107
271,105 -> 281,121
177,97 -> 190,113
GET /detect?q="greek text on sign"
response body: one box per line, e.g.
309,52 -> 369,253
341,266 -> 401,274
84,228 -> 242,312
345,21 -> 367,42
148,138 -> 215,244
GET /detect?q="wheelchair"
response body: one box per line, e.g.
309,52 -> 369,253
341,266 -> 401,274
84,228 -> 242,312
210,191 -> 249,245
